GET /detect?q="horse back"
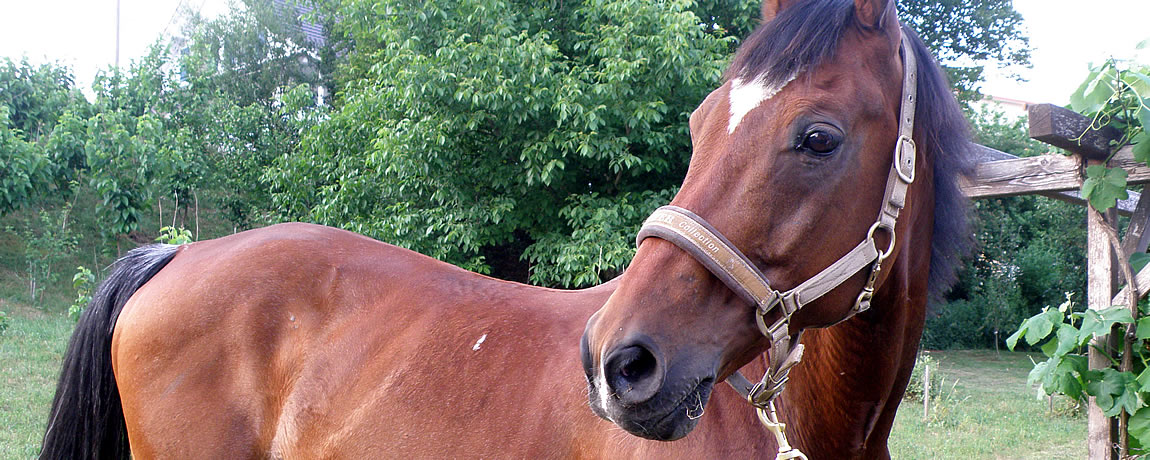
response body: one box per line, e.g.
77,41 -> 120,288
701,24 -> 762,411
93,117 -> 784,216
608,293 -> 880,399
111,223 -> 615,458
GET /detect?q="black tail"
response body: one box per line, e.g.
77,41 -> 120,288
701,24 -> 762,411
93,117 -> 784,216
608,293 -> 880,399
40,244 -> 180,460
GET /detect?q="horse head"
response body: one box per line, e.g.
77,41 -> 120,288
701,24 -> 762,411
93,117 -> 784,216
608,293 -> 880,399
580,0 -> 966,442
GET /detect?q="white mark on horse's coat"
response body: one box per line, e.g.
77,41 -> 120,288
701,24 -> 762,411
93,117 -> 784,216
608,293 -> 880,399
727,75 -> 795,134
597,364 -> 613,421
472,333 -> 487,351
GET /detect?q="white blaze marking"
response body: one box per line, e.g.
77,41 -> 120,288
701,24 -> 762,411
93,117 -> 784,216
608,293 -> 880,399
472,333 -> 487,351
597,363 -> 613,421
727,75 -> 795,134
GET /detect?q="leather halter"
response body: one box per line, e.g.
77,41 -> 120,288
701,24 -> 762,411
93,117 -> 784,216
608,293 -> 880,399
633,31 -> 918,456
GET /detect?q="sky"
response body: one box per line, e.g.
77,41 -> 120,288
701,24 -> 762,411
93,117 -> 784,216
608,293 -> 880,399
979,0 -> 1150,104
0,0 -> 1148,105
0,0 -> 232,96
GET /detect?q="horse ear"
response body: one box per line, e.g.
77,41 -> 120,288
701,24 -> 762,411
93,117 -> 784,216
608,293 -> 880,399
853,0 -> 897,29
760,0 -> 801,23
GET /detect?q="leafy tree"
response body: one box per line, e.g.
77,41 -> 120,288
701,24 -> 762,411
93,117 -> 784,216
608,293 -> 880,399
897,0 -> 1030,103
84,110 -> 164,238
169,0 -> 331,227
268,0 -> 739,283
0,59 -> 87,214
0,105 -> 52,215
0,58 -> 85,140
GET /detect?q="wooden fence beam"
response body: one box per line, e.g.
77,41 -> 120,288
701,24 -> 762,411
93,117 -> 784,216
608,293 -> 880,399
1029,103 -> 1122,161
1112,263 -> 1150,308
962,144 -> 1140,215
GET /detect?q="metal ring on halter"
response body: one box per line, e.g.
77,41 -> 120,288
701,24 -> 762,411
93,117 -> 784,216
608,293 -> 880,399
866,221 -> 896,260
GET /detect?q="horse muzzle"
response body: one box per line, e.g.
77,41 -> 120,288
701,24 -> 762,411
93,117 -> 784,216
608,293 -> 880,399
580,323 -> 717,441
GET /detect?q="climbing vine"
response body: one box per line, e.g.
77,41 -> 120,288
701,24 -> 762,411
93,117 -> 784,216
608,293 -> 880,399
1011,46 -> 1150,456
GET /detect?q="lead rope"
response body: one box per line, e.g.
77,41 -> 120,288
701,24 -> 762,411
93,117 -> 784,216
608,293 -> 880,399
634,31 -> 918,459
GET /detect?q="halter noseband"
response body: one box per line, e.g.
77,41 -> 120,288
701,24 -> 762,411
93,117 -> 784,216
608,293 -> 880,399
633,31 -> 917,459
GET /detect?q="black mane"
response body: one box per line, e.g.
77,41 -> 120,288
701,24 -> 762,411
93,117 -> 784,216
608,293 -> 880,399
727,0 -> 975,304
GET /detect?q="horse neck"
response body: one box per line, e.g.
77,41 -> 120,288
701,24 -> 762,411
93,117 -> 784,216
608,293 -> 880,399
776,183 -> 935,459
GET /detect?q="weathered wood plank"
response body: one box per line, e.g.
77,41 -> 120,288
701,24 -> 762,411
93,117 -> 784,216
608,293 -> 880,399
1029,103 -> 1122,160
1120,193 -> 1150,256
1086,168 -> 1116,460
962,151 -> 1080,198
963,144 -> 1140,215
1040,190 -> 1139,217
1112,263 -> 1150,308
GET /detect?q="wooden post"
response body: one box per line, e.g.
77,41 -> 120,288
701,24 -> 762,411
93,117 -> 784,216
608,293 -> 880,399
1022,103 -> 1127,460
1087,159 -> 1115,460
922,365 -> 930,420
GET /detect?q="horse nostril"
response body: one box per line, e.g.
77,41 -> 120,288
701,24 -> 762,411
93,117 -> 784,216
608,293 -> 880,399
618,347 -> 656,381
604,343 -> 664,405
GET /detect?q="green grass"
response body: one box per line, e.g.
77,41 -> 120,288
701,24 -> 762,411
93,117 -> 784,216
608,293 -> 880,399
0,307 -> 71,459
889,350 -> 1086,459
0,310 -> 1090,459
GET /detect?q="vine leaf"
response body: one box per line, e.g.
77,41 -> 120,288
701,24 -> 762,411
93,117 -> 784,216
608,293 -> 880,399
1071,64 -> 1117,113
1139,367 -> 1150,392
1085,368 -> 1140,417
1132,252 -> 1150,273
1131,407 -> 1150,447
1134,131 -> 1150,165
1029,355 -> 1086,400
1082,165 -> 1129,212
1139,97 -> 1150,129
1053,323 -> 1080,357
1007,308 -> 1063,349
1137,317 -> 1150,341
1078,307 -> 1136,344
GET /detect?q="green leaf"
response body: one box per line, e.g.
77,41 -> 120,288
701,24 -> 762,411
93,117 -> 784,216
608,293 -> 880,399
1132,251 -> 1150,273
1099,307 -> 1136,324
1078,307 -> 1135,343
1130,407 -> 1150,448
1127,73 -> 1150,99
1071,64 -> 1117,113
1134,131 -> 1150,166
1015,309 -> 1058,346
1085,368 -> 1140,417
1138,366 -> 1150,392
1052,359 -> 1085,400
1138,317 -> 1150,340
1052,323 -> 1079,357
1024,313 -> 1054,345
1028,356 -> 1056,388
1030,355 -> 1087,399
1005,327 -> 1024,351
1081,165 -> 1129,212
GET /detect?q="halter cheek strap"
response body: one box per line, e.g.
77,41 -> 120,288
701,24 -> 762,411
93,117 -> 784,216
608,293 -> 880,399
632,31 -> 918,458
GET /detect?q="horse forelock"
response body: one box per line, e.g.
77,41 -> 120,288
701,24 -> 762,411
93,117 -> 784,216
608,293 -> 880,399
724,0 -> 974,306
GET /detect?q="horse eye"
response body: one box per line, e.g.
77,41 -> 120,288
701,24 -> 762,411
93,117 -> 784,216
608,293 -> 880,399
799,129 -> 841,155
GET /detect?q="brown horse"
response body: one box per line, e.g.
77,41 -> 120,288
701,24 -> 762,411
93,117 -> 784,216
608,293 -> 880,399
40,0 -> 972,458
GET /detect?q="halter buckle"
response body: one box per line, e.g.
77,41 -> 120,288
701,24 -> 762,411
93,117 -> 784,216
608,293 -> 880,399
895,135 -> 916,184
